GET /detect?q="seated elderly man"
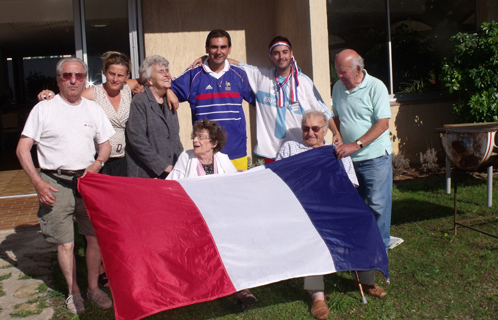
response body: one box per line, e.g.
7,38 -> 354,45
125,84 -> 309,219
276,109 -> 357,185
276,109 -> 357,320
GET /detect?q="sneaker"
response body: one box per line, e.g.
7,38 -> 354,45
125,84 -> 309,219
87,287 -> 113,309
66,291 -> 85,314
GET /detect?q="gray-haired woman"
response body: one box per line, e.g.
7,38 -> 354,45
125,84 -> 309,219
126,55 -> 183,179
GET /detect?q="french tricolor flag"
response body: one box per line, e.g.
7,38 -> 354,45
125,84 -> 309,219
79,146 -> 389,320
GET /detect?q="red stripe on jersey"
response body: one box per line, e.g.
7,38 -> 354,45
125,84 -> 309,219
196,92 -> 241,100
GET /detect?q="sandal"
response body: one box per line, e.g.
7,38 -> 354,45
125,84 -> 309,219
98,272 -> 109,287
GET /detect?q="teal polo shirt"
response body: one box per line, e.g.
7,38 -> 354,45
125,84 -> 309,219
332,70 -> 392,162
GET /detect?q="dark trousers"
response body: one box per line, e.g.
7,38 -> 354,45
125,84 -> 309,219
101,156 -> 127,177
354,270 -> 375,285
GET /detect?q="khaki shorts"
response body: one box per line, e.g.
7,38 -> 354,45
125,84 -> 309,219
37,172 -> 95,244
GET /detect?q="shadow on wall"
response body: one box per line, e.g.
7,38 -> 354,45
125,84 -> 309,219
391,99 -> 454,165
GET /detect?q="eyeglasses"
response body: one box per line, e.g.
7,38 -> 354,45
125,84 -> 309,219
60,72 -> 85,82
191,134 -> 211,140
302,125 -> 325,133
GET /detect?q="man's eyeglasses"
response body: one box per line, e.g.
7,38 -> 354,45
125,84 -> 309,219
191,134 -> 211,140
60,72 -> 85,82
302,125 -> 325,133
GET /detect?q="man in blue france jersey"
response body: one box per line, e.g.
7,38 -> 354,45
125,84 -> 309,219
171,29 -> 255,171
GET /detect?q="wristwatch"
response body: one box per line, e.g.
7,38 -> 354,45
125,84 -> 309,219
356,139 -> 363,149
97,159 -> 105,168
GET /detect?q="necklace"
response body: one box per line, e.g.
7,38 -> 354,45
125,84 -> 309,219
215,74 -> 224,88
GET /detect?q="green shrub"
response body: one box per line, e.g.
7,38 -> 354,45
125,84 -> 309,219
441,21 -> 498,123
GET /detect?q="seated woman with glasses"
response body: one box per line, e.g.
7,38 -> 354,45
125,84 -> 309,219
166,118 -> 258,308
167,118 -> 236,179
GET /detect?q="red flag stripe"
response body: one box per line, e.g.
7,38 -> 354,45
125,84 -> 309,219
79,173 -> 236,320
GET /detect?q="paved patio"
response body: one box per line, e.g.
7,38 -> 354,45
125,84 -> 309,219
0,170 -> 39,231
0,169 -> 56,319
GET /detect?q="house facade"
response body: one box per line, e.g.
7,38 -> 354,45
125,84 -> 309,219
1,0 -> 497,165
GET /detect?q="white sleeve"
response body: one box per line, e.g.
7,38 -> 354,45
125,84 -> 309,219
238,63 -> 264,94
275,142 -> 292,160
341,156 -> 359,187
215,153 -> 237,174
21,102 -> 44,142
166,151 -> 189,180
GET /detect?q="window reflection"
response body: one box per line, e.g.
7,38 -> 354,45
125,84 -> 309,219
327,0 -> 476,95
390,0 -> 475,94
84,0 -> 130,86
328,0 -> 390,91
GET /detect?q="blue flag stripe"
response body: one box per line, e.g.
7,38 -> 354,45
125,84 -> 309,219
266,146 -> 389,279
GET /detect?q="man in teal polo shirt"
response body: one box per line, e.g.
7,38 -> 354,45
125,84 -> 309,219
333,49 -> 393,299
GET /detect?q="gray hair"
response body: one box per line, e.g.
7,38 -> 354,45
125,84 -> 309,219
302,110 -> 328,131
351,55 -> 365,70
335,51 -> 365,70
55,57 -> 88,76
139,55 -> 169,84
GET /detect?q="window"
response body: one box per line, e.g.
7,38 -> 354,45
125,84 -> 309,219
328,0 -> 390,91
84,0 -> 131,85
327,0 -> 476,95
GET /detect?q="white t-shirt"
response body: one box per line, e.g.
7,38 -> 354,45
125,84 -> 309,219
22,95 -> 115,170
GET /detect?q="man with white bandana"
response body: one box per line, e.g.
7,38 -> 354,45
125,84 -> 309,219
230,36 -> 342,163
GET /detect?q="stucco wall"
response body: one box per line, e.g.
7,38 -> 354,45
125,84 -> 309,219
390,100 -> 454,165
141,0 -> 330,160
142,0 -> 278,156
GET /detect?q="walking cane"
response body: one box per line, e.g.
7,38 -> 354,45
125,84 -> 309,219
354,271 -> 368,304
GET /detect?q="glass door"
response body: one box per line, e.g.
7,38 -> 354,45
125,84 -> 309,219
83,0 -> 131,86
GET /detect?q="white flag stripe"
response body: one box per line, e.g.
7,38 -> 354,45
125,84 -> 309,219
177,169 -> 336,290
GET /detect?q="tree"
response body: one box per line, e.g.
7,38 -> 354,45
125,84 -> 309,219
441,21 -> 498,123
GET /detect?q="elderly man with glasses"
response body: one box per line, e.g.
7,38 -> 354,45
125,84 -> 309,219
276,109 -> 357,320
16,57 -> 114,314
